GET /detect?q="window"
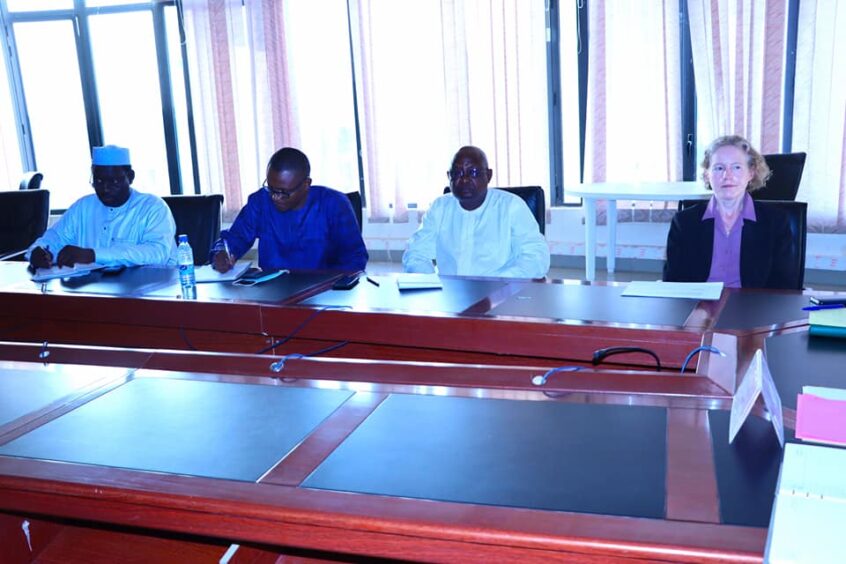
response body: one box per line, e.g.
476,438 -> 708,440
1,0 -> 189,209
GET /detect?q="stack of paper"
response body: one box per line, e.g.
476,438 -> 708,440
795,387 -> 846,447
194,261 -> 251,283
621,281 -> 723,300
31,263 -> 105,282
808,307 -> 846,338
765,443 -> 846,563
396,273 -> 443,291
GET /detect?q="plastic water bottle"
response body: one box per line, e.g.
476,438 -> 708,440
176,234 -> 196,299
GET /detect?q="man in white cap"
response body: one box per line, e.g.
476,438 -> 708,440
27,145 -> 176,269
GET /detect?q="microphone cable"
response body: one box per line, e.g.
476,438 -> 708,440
680,345 -> 725,373
256,305 -> 350,355
592,346 -> 661,371
269,340 -> 349,376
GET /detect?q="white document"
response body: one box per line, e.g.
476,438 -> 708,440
31,263 -> 106,282
194,261 -> 251,283
803,385 -> 846,401
621,281 -> 723,300
765,443 -> 846,563
396,273 -> 443,291
729,349 -> 784,447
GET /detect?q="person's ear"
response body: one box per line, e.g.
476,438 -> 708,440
485,168 -> 493,182
126,169 -> 136,184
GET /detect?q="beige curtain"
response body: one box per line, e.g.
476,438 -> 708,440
793,0 -> 846,232
349,0 -> 549,221
181,0 -> 246,220
181,1 -> 362,220
687,0 -> 788,154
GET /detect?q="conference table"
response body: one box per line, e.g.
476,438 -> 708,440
568,181 -> 712,281
0,259 -> 842,561
0,262 -> 814,372
0,335 -> 824,563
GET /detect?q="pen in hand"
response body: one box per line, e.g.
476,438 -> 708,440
223,238 -> 234,265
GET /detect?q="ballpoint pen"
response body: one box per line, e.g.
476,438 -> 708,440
802,304 -> 846,311
366,276 -> 380,287
223,238 -> 235,266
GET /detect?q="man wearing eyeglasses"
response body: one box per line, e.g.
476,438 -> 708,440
211,147 -> 367,273
402,145 -> 549,278
27,145 -> 176,269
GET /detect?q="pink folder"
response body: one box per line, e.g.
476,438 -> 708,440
796,394 -> 846,447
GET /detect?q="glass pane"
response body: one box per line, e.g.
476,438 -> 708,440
559,2 -> 582,204
14,20 -> 92,210
6,0 -> 72,12
89,11 -> 170,197
87,0 -> 154,7
0,32 -> 22,189
165,4 -> 196,195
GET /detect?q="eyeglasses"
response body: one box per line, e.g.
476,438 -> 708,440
90,175 -> 127,189
263,177 -> 308,199
447,167 -> 488,180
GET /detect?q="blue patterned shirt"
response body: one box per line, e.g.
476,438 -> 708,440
214,185 -> 367,272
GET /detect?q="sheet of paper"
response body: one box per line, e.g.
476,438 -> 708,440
194,261 -> 251,283
803,386 -> 846,401
796,394 -> 846,447
808,307 -> 846,329
396,273 -> 443,291
765,443 -> 846,563
31,263 -> 106,282
621,281 -> 723,300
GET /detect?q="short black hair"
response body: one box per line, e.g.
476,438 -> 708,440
267,147 -> 310,177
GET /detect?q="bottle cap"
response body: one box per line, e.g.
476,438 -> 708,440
178,234 -> 188,243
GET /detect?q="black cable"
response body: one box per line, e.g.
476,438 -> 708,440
178,325 -> 197,351
592,346 -> 661,371
256,305 -> 349,355
269,340 -> 349,375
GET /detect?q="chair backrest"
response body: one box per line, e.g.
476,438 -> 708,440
0,189 -> 50,260
346,191 -> 363,233
162,194 -> 224,265
755,152 -> 807,201
443,185 -> 546,234
676,199 -> 807,290
19,171 -> 43,191
760,200 -> 807,290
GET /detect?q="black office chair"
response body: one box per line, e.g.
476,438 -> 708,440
755,152 -> 806,201
19,171 -> 43,191
162,194 -> 224,265
675,199 -> 807,290
0,189 -> 50,261
443,185 -> 546,234
763,200 -> 807,290
346,191 -> 363,233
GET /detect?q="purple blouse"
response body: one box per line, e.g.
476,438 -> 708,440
703,194 -> 756,288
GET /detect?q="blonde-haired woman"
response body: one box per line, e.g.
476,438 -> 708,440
663,135 -> 798,289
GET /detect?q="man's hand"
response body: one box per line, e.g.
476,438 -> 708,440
212,250 -> 235,273
29,246 -> 53,270
55,245 -> 96,267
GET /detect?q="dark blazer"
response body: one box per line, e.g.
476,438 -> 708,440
663,199 -> 797,289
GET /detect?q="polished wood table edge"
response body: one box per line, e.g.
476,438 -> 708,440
0,459 -> 766,562
0,342 -> 736,402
